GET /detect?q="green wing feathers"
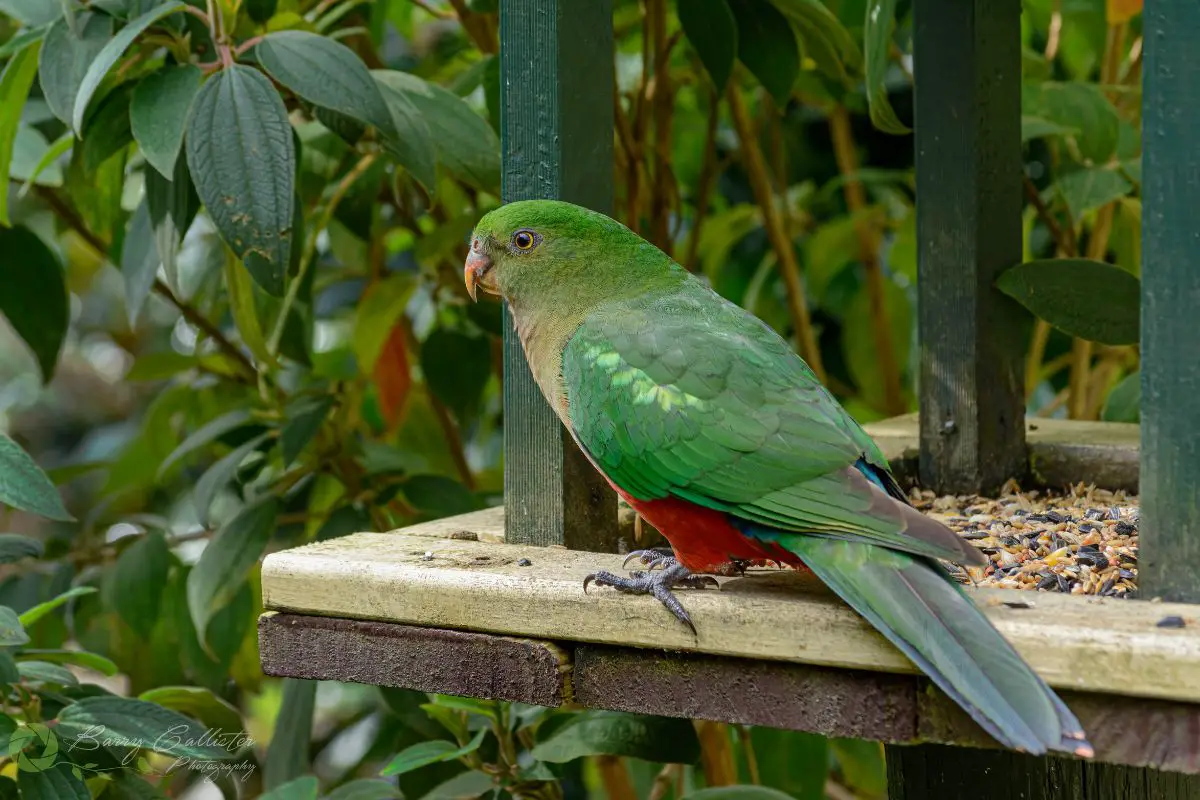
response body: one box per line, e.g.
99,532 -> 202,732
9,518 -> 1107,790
765,535 -> 1090,755
562,287 -> 981,566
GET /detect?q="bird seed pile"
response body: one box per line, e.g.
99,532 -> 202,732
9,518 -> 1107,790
912,483 -> 1139,598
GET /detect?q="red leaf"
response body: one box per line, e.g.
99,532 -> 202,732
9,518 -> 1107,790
374,323 -> 412,431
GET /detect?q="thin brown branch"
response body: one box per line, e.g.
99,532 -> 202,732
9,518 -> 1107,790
647,0 -> 675,250
828,105 -> 903,415
594,757 -> 637,800
32,185 -> 259,381
646,765 -> 675,800
445,0 -> 497,54
1044,0 -> 1063,61
695,721 -> 738,787
400,320 -> 477,491
682,88 -> 721,270
735,725 -> 760,785
1022,175 -> 1074,255
726,84 -> 826,381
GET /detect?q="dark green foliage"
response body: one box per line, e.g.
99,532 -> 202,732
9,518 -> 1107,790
0,0 -> 1144,795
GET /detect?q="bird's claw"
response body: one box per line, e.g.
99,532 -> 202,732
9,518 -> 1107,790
621,547 -> 677,570
582,561 -> 718,634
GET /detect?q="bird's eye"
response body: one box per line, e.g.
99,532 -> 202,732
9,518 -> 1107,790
511,229 -> 539,251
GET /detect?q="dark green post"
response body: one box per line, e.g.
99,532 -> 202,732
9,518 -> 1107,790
1139,0 -> 1200,605
498,0 -> 619,551
913,0 -> 1026,496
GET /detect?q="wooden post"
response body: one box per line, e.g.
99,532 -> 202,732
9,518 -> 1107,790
913,0 -> 1026,495
1139,0 -> 1200,606
498,0 -> 619,551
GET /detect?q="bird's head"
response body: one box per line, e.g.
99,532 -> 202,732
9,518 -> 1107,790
464,199 -> 680,309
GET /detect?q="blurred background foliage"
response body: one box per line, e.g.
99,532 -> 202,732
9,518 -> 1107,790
0,0 -> 1142,797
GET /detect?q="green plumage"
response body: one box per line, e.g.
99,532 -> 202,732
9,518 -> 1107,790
467,199 -> 1091,757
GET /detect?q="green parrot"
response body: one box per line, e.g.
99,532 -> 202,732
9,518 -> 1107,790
464,199 -> 1092,758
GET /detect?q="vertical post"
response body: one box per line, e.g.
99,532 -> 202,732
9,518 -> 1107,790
913,0 -> 1026,495
1140,0 -> 1200,605
499,1 -> 619,551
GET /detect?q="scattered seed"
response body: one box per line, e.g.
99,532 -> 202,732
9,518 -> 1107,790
421,551 -> 434,561
517,558 -> 532,567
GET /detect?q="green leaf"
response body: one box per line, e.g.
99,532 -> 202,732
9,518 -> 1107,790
682,789 -> 796,800
19,586 -> 96,628
0,0 -> 61,26
1052,167 -> 1133,221
264,679 -> 317,790
138,686 -> 244,737
772,0 -> 862,82
261,776 -> 319,800
0,533 -> 43,563
402,475 -> 482,519
122,199 -> 160,327
678,0 -> 737,91
352,273 -> 416,369
529,711 -> 701,764
145,149 -> 200,291
842,277 -> 910,413
132,63 -> 202,178
996,258 -> 1140,345
1021,115 -> 1079,142
381,729 -> 487,776
223,249 -> 275,364
38,13 -> 112,126
373,70 -> 498,192
829,738 -> 885,799
9,125 -> 65,188
0,606 -> 29,646
0,41 -> 42,226
247,0 -> 278,24
17,765 -> 90,800
1031,82 -> 1119,165
419,770 -> 493,800
80,80 -> 134,172
100,772 -> 169,800
419,329 -> 492,421
367,77 -> 436,191
187,495 -> 278,643
257,31 -> 396,137
16,660 -> 78,686
863,0 -> 909,134
0,432 -> 73,520
111,531 -> 171,638
325,779 -> 402,800
0,26 -> 45,61
1102,371 -> 1140,423
281,396 -> 334,466
752,728 -> 829,800
158,408 -> 253,478
56,696 -> 236,760
71,1 -> 186,133
186,64 -> 296,296
193,432 -> 271,526
15,648 -> 118,676
0,652 -> 15,684
729,0 -> 798,106
0,226 -> 69,380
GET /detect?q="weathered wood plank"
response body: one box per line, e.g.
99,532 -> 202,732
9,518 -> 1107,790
864,415 -> 1139,492
913,0 -> 1025,495
260,529 -> 1200,703
498,0 -> 618,551
1140,0 -> 1200,605
258,612 -> 569,707
256,615 -> 1200,774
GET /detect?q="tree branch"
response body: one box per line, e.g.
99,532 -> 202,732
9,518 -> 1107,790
726,84 -> 826,382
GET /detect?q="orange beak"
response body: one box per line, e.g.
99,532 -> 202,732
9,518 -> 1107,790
464,240 -> 494,302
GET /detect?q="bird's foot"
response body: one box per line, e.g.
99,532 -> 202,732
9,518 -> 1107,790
621,549 -> 763,577
583,561 -> 718,633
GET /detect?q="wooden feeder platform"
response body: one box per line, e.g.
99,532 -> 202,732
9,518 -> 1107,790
258,417 -> 1200,777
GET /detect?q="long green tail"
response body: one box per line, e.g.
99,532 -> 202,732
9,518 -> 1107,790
748,530 -> 1092,756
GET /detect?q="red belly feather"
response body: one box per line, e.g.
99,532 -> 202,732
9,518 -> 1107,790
613,487 -> 804,574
